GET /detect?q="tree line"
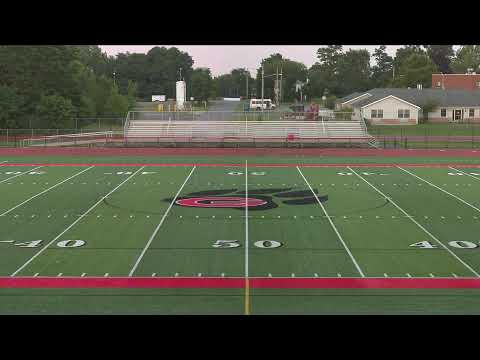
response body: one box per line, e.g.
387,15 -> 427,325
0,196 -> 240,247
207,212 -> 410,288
1,45 -> 480,129
106,44 -> 480,106
0,46 -> 137,129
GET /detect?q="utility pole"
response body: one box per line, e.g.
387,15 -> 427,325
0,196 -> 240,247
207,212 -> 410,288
275,66 -> 279,106
261,65 -> 264,113
246,73 -> 249,99
281,68 -> 283,104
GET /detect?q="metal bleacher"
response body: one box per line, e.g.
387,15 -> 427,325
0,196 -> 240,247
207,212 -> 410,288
123,111 -> 372,146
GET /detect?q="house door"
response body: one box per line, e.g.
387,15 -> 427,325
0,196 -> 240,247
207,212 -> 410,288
452,109 -> 463,122
453,109 -> 463,122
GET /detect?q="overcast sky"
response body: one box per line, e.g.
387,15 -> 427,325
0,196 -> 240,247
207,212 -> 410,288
99,45 -> 403,76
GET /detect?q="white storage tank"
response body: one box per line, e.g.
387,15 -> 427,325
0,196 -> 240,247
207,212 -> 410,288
176,81 -> 186,110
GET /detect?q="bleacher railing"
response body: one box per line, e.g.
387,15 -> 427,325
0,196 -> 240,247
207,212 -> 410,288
21,131 -> 115,147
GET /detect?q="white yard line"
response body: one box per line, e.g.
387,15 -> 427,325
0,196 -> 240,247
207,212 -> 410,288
347,166 -> 480,278
0,166 -> 44,184
449,166 -> 480,182
297,166 -> 365,277
398,166 -> 480,214
245,160 -> 249,278
11,166 -> 146,277
128,166 -> 196,277
0,166 -> 94,216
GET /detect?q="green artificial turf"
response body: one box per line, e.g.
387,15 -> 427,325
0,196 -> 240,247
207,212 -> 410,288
1,155 -> 480,314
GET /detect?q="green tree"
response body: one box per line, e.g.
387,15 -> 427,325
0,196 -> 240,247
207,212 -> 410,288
306,46 -> 344,98
255,54 -> 307,102
336,49 -> 372,95
393,53 -> 437,88
316,45 -> 343,72
190,68 -> 214,102
393,45 -> 426,82
36,95 -> 75,128
305,64 -> 331,100
146,46 -> 194,99
103,85 -> 129,117
424,45 -> 454,74
112,52 -> 148,98
214,68 -> 253,98
371,45 -> 393,87
451,45 -> 480,73
126,80 -> 138,108
0,85 -> 26,128
111,47 -> 194,100
72,45 -> 112,77
0,46 -> 79,100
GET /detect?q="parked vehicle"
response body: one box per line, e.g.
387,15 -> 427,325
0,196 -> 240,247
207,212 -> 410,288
249,99 -> 276,110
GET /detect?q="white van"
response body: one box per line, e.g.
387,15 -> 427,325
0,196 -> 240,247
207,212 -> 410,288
249,99 -> 276,110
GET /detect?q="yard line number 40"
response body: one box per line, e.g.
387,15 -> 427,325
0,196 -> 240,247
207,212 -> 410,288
0,240 -> 85,248
410,240 -> 479,249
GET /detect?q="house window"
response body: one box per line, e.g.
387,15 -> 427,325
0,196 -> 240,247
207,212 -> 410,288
441,109 -> 446,117
477,81 -> 480,88
436,81 -> 441,87
371,109 -> 383,119
470,109 -> 475,117
398,109 -> 410,119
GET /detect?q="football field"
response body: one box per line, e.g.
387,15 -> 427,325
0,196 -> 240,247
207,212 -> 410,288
1,154 -> 480,314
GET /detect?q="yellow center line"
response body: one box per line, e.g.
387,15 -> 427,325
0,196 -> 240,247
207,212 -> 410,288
244,277 -> 251,315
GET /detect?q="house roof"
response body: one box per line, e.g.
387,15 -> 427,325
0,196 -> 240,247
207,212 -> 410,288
343,88 -> 480,108
336,92 -> 363,104
360,95 -> 420,109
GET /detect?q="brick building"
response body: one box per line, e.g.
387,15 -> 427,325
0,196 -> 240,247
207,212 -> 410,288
432,73 -> 480,90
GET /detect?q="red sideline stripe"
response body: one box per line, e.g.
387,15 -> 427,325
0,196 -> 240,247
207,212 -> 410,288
1,148 -> 480,158
0,277 -> 245,289
2,277 -> 480,289
2,163 -> 480,168
250,278 -> 480,289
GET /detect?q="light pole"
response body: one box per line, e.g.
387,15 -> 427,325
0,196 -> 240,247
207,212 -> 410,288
113,70 -> 116,86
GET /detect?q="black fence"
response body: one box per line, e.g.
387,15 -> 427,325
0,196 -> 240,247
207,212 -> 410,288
368,123 -> 480,149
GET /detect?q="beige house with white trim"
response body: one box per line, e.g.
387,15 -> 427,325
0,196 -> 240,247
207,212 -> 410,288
336,88 -> 480,125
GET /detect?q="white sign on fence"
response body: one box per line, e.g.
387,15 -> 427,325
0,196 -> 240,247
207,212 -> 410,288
152,95 -> 166,102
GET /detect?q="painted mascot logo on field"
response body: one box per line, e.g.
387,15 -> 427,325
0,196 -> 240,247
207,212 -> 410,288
166,188 -> 328,211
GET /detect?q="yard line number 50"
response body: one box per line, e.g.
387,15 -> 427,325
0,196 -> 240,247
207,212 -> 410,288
212,240 -> 282,248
